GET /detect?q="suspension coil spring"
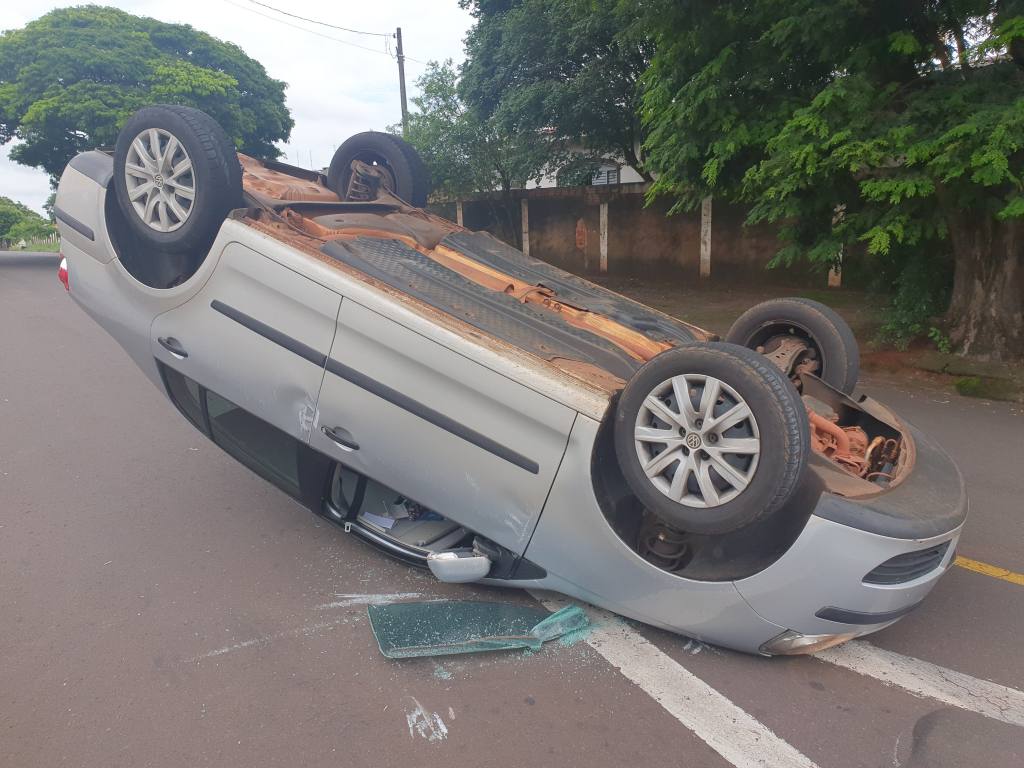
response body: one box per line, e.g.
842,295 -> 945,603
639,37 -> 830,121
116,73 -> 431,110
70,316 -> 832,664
637,517 -> 692,571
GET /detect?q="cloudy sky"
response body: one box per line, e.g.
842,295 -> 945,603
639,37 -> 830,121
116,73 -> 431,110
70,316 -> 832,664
0,1 -> 473,213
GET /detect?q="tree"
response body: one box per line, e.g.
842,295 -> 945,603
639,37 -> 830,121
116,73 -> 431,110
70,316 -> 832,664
402,60 -> 553,198
459,0 -> 653,180
0,195 -> 54,242
7,216 -> 53,243
639,0 -> 1024,360
0,5 -> 292,180
400,60 -> 555,244
0,197 -> 28,238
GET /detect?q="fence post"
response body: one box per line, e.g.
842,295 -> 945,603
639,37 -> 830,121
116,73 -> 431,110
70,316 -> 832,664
599,201 -> 609,273
456,201 -> 464,227
699,196 -> 713,279
520,198 -> 530,257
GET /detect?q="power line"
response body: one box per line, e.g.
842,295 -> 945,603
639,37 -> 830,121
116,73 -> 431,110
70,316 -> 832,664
244,0 -> 392,37
220,0 -> 429,66
219,0 -> 395,57
218,0 -> 425,128
383,39 -> 428,65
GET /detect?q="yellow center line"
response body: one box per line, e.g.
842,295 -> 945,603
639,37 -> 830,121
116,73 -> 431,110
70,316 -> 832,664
954,555 -> 1024,586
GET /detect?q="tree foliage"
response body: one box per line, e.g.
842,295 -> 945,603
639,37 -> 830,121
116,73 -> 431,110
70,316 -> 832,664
639,0 -> 1024,359
400,60 -> 554,197
0,196 -> 54,242
0,5 -> 293,179
459,0 -> 652,178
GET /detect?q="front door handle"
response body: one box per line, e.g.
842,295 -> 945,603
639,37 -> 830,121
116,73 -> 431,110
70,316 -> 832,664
322,425 -> 359,452
158,336 -> 188,359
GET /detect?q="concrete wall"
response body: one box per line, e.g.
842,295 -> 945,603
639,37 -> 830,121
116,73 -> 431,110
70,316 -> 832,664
708,201 -> 805,285
523,194 -> 591,271
606,193 -> 701,276
428,185 -> 825,287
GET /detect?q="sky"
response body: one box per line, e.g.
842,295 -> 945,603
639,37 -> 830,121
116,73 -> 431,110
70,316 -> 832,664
0,1 -> 474,213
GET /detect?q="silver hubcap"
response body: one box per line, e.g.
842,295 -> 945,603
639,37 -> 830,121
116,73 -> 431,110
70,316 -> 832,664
634,374 -> 760,508
124,128 -> 195,232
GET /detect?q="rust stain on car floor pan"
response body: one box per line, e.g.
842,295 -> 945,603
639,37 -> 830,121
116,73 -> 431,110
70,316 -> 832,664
240,155 -> 340,203
242,214 -> 623,399
238,159 -> 676,372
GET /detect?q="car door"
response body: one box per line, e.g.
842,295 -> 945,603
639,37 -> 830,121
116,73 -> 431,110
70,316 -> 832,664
151,243 -> 342,445
155,364 -> 335,505
310,298 -> 577,555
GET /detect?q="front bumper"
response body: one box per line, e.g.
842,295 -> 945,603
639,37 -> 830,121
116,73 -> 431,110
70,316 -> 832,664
523,407 -> 966,656
735,422 -> 966,645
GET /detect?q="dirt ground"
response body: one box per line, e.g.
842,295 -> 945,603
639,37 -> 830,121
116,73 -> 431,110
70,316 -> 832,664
594,275 -> 1024,401
592,276 -> 887,340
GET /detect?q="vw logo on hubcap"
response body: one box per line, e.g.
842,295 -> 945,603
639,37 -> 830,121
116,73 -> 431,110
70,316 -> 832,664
685,433 -> 702,450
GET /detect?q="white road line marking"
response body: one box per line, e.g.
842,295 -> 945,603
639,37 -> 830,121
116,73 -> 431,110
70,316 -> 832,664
532,594 -> 818,768
816,641 -> 1024,727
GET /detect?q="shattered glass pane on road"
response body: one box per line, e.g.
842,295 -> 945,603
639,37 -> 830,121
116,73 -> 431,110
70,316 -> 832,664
367,600 -> 590,659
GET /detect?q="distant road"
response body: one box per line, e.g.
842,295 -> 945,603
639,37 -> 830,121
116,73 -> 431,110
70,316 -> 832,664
0,251 -> 60,269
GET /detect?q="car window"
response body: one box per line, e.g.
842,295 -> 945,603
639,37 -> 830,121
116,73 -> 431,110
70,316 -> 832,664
205,390 -> 302,499
160,364 -> 204,430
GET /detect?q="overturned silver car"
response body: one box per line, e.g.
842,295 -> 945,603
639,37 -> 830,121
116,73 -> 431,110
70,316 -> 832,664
54,105 -> 966,655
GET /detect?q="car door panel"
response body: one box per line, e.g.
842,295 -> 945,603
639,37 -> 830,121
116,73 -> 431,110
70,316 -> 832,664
311,299 -> 576,554
151,243 -> 341,442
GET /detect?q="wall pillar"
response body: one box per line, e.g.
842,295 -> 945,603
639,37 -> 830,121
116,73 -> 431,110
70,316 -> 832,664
599,202 -> 609,273
456,200 -> 464,227
828,252 -> 843,288
829,205 -> 845,287
699,196 -> 712,279
520,198 -> 530,257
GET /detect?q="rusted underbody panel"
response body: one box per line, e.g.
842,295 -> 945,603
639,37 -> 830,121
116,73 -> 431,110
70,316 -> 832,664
801,374 -> 913,496
752,333 -> 911,491
237,155 -> 699,382
239,155 -> 339,204
237,155 -> 907,490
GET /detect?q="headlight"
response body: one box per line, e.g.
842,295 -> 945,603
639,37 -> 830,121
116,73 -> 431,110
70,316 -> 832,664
759,629 -> 861,656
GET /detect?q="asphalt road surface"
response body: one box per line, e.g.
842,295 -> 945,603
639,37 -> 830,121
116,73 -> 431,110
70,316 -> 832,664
3,253 -> 1022,767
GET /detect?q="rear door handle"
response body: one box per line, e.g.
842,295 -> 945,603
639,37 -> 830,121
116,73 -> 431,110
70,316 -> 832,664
158,336 -> 188,359
322,425 -> 359,452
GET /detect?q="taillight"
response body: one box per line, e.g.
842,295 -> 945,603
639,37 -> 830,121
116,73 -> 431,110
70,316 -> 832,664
58,255 -> 69,292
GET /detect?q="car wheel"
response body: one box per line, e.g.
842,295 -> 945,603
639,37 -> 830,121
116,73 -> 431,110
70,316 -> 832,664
725,298 -> 860,394
113,105 -> 242,255
613,343 -> 809,535
327,132 -> 430,207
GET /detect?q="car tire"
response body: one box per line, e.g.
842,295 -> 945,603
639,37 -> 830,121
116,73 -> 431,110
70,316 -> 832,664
327,132 -> 430,207
725,298 -> 860,394
113,105 -> 242,256
613,342 -> 809,535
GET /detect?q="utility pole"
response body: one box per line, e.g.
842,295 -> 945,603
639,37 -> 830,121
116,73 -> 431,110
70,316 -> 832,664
395,27 -> 409,137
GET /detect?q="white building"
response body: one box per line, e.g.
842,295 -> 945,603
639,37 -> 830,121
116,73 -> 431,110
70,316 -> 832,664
528,156 -> 645,189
